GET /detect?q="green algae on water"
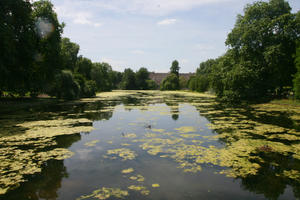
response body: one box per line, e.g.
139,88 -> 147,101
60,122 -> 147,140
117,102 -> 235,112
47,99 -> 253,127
106,148 -> 137,160
121,168 -> 134,174
85,140 -> 100,147
77,187 -> 129,200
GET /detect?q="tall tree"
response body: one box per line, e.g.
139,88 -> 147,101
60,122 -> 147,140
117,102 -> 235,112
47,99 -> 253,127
91,62 -> 113,91
75,56 -> 93,80
225,0 -> 300,99
31,0 -> 64,93
170,60 -> 180,76
121,68 -> 136,90
0,0 -> 36,95
135,67 -> 150,90
294,41 -> 300,99
60,37 -> 79,72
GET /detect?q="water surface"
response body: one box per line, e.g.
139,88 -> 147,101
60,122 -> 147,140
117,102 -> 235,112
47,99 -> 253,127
1,91 -> 300,200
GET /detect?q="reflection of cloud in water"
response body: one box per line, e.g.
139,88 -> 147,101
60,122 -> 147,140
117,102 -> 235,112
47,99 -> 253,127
76,149 -> 93,160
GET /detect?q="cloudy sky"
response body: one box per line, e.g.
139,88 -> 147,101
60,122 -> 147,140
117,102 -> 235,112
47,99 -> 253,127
51,0 -> 300,72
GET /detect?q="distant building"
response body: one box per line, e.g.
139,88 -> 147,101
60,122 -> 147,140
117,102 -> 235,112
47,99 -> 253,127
149,72 -> 195,85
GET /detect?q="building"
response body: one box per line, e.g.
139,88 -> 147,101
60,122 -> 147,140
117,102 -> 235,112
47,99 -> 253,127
149,72 -> 195,85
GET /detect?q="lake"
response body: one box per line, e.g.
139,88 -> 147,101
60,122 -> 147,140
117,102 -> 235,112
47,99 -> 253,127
1,91 -> 300,200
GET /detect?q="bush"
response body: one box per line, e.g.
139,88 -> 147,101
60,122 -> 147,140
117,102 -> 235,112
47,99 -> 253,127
294,73 -> 300,99
188,75 -> 209,92
74,73 -> 97,97
146,80 -> 158,90
161,74 -> 179,90
48,70 -> 80,99
83,80 -> 97,97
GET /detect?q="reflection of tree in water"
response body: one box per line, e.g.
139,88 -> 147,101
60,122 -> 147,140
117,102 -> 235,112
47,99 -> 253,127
2,134 -> 81,200
188,95 -> 300,199
240,152 -> 300,199
165,101 -> 180,121
3,160 -> 67,200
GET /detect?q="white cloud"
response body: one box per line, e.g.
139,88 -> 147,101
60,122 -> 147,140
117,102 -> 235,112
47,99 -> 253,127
157,18 -> 177,25
55,6 -> 102,27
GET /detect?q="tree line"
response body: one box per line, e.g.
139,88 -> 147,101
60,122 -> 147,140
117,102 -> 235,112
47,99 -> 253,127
0,0 -> 159,99
2,0 -> 299,101
188,0 -> 300,102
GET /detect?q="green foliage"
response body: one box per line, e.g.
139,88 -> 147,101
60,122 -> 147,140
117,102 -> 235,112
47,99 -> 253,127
0,0 -> 36,95
60,37 -> 79,72
224,0 -> 299,100
0,0 -> 96,99
161,74 -> 179,91
76,56 -> 93,80
74,73 -> 96,97
161,60 -> 181,90
109,71 -> 122,89
32,0 -> 64,91
196,59 -> 218,76
179,76 -> 188,89
190,0 -> 300,102
49,70 -> 80,99
146,80 -> 158,90
135,67 -> 150,89
91,63 -> 113,92
121,68 -> 136,90
294,42 -> 300,99
170,60 -> 180,76
188,75 -> 209,92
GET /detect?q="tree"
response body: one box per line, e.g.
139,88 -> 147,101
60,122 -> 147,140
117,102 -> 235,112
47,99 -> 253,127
161,60 -> 180,90
225,0 -> 300,100
75,56 -> 93,80
161,74 -> 179,90
294,41 -> 300,99
135,67 -> 150,90
0,0 -> 36,95
188,75 -> 209,92
91,62 -> 113,92
170,60 -> 180,76
109,71 -> 122,89
121,68 -> 136,90
60,37 -> 79,72
32,0 -> 64,93
146,80 -> 158,90
179,76 -> 188,89
197,59 -> 218,76
73,73 -> 96,97
48,70 -> 80,99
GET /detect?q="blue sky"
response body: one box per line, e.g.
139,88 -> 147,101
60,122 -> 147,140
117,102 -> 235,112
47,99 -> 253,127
51,0 -> 300,73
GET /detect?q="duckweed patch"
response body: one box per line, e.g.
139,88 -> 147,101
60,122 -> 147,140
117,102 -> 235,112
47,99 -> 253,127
106,148 -> 137,161
76,187 -> 128,200
121,168 -> 134,174
128,185 -> 150,195
174,126 -> 197,133
85,140 -> 100,147
122,133 -> 137,138
0,116 -> 90,194
129,174 -> 145,182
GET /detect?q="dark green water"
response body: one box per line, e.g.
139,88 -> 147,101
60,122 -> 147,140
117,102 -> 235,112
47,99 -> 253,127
1,91 -> 300,200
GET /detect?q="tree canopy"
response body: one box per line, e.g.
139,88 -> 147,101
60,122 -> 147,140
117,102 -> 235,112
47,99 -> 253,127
189,0 -> 300,102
